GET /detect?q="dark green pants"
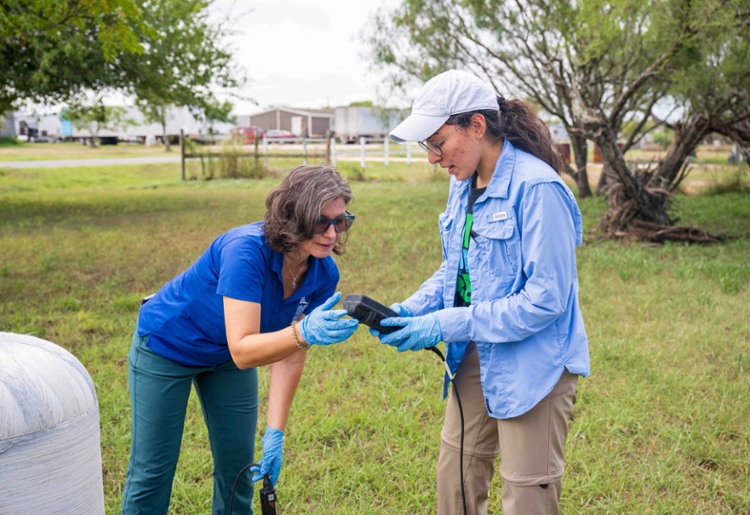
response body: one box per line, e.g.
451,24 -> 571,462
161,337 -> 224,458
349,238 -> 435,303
121,331 -> 259,515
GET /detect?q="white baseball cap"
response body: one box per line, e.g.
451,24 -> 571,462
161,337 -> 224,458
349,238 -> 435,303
390,70 -> 499,143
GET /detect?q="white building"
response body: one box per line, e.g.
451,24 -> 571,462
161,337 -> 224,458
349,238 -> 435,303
12,105 -> 235,143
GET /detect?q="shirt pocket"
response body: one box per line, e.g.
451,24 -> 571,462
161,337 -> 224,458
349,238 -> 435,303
438,212 -> 454,260
474,218 -> 520,281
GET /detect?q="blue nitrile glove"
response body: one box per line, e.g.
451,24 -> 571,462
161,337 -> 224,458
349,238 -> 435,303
390,303 -> 413,317
379,312 -> 443,352
369,302 -> 413,338
251,427 -> 284,486
298,292 -> 359,346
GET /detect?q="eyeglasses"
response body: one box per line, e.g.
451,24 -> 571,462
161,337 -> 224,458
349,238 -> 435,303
314,211 -> 356,234
418,128 -> 457,156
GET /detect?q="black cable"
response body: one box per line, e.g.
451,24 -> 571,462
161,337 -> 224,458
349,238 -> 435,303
427,346 -> 467,515
453,376 -> 467,515
228,462 -> 256,515
230,350 -> 466,515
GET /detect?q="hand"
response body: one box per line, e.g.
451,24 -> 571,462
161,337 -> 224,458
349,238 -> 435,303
251,427 -> 284,486
298,292 -> 359,346
390,303 -> 413,317
379,313 -> 443,352
369,302 -> 413,338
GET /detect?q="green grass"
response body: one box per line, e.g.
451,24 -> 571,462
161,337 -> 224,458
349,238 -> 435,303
0,141 -> 172,161
1,162 -> 749,514
0,136 -> 24,147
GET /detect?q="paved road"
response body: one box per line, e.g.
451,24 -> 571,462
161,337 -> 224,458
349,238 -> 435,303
0,155 -> 412,168
0,156 -> 181,169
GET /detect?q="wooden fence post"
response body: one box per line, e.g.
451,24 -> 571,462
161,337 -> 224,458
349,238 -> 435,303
254,133 -> 260,169
303,138 -> 308,165
406,141 -> 411,166
384,136 -> 389,167
360,137 -> 366,168
331,135 -> 337,168
325,130 -> 332,164
180,129 -> 185,181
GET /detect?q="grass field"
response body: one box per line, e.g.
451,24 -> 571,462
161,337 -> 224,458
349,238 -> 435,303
1,160 -> 749,514
0,141 -> 172,161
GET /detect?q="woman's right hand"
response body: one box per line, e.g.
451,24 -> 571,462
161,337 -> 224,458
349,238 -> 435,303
298,292 -> 359,346
369,302 -> 413,337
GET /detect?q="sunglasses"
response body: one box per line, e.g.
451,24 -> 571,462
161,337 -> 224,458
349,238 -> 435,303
314,210 -> 356,234
418,128 -> 457,156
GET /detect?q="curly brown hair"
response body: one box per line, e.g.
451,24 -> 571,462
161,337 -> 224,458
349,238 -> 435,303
263,165 -> 354,256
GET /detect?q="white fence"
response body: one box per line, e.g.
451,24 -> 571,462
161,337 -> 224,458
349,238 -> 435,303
332,137 -> 420,168
180,131 -> 422,179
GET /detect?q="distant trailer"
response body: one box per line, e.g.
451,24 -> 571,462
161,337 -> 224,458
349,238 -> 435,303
334,107 -> 407,144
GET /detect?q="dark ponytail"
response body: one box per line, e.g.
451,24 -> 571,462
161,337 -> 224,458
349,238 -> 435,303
446,96 -> 564,175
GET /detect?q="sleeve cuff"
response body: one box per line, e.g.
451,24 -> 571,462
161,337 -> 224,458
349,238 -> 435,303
401,298 -> 422,316
437,307 -> 470,343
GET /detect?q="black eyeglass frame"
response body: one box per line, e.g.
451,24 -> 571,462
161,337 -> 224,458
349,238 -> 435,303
418,128 -> 457,156
314,210 -> 356,234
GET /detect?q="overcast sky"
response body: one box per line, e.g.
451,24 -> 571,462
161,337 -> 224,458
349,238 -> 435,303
212,0 -> 398,115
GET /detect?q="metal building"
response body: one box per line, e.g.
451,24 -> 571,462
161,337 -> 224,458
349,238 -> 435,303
239,107 -> 334,137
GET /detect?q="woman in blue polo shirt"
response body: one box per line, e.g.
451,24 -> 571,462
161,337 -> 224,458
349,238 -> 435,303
373,71 -> 590,515
121,165 -> 360,515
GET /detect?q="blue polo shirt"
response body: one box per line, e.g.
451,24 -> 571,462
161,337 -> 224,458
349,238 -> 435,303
137,222 -> 339,367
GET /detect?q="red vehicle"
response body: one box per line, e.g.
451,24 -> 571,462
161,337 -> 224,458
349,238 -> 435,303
232,126 -> 263,144
264,129 -> 295,140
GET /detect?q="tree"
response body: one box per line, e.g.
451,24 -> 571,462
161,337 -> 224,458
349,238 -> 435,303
1,0 -> 244,135
585,0 -> 750,233
653,5 -> 750,182
127,0 -> 242,151
62,101 -> 133,146
0,0 -> 144,112
365,0 -> 701,200
366,0 -> 750,238
364,0 -> 642,198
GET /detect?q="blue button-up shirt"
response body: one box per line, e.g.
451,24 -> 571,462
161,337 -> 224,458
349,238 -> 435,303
402,141 -> 590,419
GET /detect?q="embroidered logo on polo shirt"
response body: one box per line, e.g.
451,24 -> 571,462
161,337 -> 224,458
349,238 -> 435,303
293,297 -> 309,321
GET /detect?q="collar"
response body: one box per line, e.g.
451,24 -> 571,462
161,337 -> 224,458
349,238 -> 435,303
453,139 -> 515,204
484,139 -> 515,199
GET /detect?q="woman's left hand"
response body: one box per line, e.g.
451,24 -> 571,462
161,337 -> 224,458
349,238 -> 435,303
299,292 -> 359,346
251,427 -> 284,486
378,313 -> 443,352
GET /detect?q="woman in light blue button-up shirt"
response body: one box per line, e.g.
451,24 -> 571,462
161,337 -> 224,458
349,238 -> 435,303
376,70 -> 591,515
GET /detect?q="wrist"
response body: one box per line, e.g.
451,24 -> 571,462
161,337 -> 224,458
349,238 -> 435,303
263,426 -> 285,444
291,321 -> 309,349
297,316 -> 314,345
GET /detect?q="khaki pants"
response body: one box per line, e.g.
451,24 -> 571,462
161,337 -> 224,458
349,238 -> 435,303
437,344 -> 578,515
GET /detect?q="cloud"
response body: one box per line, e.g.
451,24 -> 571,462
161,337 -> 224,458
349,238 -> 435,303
243,1 -> 331,31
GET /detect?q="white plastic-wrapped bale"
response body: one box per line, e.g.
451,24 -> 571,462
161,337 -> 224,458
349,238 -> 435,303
0,332 -> 105,515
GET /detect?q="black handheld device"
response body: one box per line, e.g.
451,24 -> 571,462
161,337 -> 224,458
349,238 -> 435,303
343,294 -> 405,334
259,475 -> 279,515
228,466 -> 278,515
